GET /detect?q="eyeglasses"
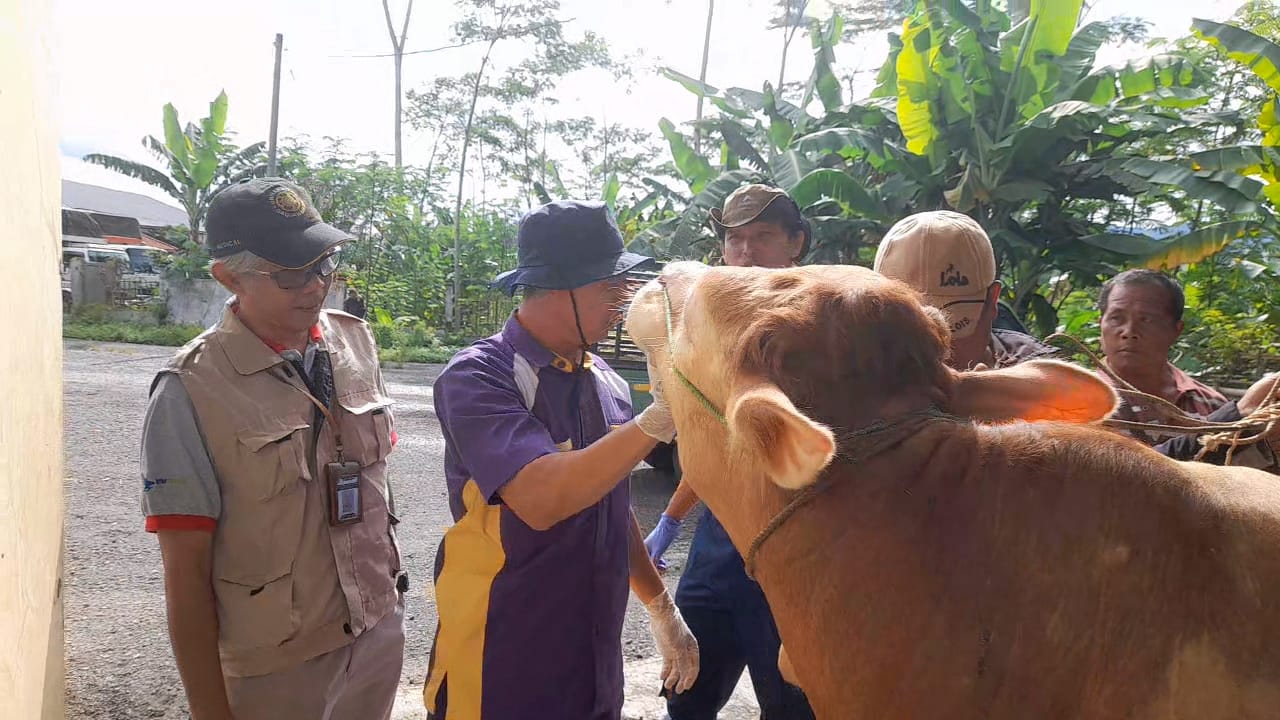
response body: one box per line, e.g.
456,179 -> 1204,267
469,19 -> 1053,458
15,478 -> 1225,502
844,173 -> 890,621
252,251 -> 341,290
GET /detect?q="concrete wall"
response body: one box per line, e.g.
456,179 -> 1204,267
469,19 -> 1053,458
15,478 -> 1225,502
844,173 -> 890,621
0,0 -> 66,718
164,277 -> 346,327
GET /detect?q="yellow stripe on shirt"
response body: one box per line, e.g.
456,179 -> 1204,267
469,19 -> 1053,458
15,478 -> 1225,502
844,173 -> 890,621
424,479 -> 506,719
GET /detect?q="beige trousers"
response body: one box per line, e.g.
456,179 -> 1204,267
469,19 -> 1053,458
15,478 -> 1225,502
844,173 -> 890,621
226,599 -> 406,720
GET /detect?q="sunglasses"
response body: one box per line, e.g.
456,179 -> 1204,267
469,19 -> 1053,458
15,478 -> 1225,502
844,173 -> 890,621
252,251 -> 341,290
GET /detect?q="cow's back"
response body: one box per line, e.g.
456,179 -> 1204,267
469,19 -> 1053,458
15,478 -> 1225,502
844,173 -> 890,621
758,419 -> 1280,719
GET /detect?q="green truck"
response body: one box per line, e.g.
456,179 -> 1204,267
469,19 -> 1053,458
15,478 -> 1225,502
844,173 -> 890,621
593,264 -> 680,475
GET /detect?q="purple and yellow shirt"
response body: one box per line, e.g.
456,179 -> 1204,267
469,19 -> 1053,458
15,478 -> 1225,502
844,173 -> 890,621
425,314 -> 635,720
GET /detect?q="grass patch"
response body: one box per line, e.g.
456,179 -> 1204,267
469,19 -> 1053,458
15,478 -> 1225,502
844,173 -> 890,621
63,322 -> 204,346
65,320 -> 463,364
378,345 -> 463,364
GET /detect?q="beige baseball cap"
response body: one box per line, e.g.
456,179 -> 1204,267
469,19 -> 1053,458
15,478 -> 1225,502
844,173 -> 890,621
873,211 -> 997,339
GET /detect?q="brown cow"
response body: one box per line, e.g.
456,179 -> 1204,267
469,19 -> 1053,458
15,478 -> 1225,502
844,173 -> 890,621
625,261 -> 1280,720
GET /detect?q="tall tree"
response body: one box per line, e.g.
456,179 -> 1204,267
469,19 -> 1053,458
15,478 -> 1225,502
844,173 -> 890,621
84,91 -> 266,248
423,0 -> 612,327
381,0 -> 415,168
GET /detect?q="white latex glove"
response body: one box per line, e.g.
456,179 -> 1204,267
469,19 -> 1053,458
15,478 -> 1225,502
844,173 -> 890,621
644,589 -> 699,694
635,361 -> 677,443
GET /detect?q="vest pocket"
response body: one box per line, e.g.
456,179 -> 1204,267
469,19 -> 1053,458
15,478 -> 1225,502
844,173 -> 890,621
336,390 -> 394,467
214,570 -> 296,651
236,422 -> 313,501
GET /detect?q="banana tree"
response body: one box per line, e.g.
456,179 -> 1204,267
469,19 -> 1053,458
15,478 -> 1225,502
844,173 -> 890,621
85,91 -> 267,248
1192,18 -> 1280,207
649,2 -> 1272,336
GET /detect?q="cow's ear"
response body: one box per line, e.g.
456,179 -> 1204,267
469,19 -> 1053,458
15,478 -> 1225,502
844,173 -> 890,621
727,381 -> 836,489
949,359 -> 1118,423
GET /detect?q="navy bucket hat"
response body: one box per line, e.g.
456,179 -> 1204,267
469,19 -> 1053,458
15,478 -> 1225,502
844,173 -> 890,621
490,200 -> 654,296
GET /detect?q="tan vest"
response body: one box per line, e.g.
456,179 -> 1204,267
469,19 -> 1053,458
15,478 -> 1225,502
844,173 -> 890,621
161,304 -> 401,677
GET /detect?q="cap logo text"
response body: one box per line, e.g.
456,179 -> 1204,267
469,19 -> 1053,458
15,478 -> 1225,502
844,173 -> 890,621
940,264 -> 970,287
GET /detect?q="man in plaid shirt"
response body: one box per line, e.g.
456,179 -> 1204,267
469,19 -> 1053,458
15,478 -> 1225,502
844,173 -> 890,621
1097,269 -> 1230,442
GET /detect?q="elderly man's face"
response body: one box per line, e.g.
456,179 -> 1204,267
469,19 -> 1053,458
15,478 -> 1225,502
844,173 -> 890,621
569,275 -> 635,346
1100,282 -> 1182,374
235,255 -> 335,333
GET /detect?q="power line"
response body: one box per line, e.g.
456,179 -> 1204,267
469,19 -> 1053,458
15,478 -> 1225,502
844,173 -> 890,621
325,18 -> 574,59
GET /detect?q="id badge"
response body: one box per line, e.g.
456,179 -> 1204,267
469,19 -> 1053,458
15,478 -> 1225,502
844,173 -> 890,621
327,461 -> 363,526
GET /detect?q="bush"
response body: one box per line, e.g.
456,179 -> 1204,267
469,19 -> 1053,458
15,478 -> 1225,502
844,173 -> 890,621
63,322 -> 204,346
379,345 -> 464,364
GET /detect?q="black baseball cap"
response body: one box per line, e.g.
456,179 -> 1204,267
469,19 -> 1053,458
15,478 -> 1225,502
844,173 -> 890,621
205,177 -> 352,269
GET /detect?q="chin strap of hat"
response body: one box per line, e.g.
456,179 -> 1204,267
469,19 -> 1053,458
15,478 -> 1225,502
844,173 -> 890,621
567,289 -> 591,374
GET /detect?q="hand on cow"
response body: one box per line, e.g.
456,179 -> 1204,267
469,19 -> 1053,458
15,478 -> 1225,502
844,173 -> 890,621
1238,373 -> 1280,416
636,361 -> 677,444
644,514 -> 682,572
644,590 -> 699,694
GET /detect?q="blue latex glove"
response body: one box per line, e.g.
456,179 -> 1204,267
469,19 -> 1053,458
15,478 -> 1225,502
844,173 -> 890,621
644,513 -> 683,571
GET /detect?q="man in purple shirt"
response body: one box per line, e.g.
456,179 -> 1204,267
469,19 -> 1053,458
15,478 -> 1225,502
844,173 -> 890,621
424,200 -> 700,719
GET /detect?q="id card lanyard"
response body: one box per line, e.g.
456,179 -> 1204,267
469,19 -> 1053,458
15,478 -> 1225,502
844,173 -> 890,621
274,365 -> 364,526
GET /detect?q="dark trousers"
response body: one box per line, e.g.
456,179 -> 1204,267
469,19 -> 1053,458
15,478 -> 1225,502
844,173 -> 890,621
665,603 -> 814,720
667,512 -> 814,720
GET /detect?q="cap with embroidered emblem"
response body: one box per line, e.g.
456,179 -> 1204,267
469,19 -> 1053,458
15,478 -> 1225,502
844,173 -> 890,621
873,210 -> 997,339
205,177 -> 352,269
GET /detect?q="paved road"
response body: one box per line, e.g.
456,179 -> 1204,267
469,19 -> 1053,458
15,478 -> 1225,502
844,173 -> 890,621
62,340 -> 756,719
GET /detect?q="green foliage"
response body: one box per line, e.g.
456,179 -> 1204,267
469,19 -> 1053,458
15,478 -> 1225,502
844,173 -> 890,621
63,321 -> 204,347
652,1 -> 1277,324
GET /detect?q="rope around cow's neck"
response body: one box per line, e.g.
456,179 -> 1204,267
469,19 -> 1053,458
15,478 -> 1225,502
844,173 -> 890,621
743,408 -> 959,581
1045,333 -> 1280,464
656,282 -> 959,579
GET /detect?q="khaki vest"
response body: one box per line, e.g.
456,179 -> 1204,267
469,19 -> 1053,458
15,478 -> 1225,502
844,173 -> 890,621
160,304 -> 401,677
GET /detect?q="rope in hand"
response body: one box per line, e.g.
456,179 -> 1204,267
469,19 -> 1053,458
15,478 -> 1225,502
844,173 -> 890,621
1045,333 -> 1280,464
743,408 -> 958,580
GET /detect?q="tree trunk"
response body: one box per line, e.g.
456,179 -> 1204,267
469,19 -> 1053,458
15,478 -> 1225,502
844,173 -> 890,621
381,0 -> 414,169
394,53 -> 404,167
450,44 -> 497,329
694,0 -> 715,154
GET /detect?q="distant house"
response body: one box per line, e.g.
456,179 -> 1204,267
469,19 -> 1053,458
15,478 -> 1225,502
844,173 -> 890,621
61,180 -> 185,252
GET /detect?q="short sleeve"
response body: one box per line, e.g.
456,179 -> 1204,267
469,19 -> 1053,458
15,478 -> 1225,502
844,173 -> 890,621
140,373 -> 221,532
433,354 -> 558,503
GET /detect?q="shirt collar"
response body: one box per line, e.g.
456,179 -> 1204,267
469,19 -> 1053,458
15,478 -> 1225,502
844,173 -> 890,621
219,300 -> 324,376
1168,363 -> 1210,399
502,312 -> 593,374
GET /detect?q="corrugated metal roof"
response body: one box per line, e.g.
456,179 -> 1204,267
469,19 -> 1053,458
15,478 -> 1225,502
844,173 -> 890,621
61,180 -> 187,228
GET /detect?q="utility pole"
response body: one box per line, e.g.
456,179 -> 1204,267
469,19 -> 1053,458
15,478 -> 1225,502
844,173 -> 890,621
267,33 -> 283,175
694,0 -> 715,154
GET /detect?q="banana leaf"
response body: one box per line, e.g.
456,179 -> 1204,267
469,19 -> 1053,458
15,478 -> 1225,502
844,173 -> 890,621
801,15 -> 844,114
770,150 -> 816,191
897,14 -> 943,156
659,67 -> 720,98
659,118 -> 715,194
719,120 -> 769,172
1119,157 -> 1263,215
790,168 -> 886,220
1141,221 -> 1257,270
1193,18 -> 1280,95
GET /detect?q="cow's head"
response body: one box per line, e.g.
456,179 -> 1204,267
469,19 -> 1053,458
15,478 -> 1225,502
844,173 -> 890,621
625,262 -> 1118,496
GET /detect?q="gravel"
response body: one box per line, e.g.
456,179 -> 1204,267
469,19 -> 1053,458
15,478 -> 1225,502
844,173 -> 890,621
62,339 -> 715,719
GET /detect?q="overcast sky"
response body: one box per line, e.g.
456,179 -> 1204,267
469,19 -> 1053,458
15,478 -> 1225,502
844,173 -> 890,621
55,0 -> 1239,208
